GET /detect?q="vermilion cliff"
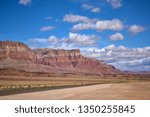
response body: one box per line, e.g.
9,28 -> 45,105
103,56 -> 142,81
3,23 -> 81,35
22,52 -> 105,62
0,41 -> 33,60
0,41 -> 118,75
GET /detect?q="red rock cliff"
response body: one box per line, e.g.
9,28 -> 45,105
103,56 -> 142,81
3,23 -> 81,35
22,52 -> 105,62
33,49 -> 83,69
0,41 -> 118,74
0,41 -> 34,60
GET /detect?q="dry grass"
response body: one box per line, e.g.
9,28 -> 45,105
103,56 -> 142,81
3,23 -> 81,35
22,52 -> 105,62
1,82 -> 150,100
0,75 -> 149,96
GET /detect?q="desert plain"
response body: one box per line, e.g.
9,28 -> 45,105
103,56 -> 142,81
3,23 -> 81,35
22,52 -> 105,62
0,74 -> 150,100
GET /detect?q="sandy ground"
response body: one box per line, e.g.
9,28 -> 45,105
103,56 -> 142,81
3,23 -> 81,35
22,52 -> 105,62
0,82 -> 150,100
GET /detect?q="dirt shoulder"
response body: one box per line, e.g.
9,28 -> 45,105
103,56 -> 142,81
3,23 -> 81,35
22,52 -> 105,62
0,82 -> 150,100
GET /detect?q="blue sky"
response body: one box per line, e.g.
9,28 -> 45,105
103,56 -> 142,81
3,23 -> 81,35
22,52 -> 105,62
0,0 -> 150,71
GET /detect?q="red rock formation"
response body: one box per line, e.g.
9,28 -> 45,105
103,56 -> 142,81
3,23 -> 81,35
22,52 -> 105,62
33,49 -> 83,69
0,41 -> 118,74
0,41 -> 34,60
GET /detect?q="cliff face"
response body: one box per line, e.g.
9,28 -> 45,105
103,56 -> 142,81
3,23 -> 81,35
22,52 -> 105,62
0,41 -> 118,74
0,41 -> 34,60
33,49 -> 84,69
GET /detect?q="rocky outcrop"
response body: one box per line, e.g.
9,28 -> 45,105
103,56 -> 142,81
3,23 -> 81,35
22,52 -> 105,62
0,41 -> 34,60
33,49 -> 83,69
0,41 -> 118,75
33,49 -> 117,74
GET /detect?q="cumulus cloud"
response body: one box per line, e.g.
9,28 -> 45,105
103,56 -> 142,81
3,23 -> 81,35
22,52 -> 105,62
48,36 -> 59,43
95,19 -> 124,31
128,25 -> 145,35
83,45 -> 150,71
29,32 -> 100,49
19,0 -> 31,5
40,26 -> 55,32
64,14 -> 145,36
111,57 -> 150,71
72,18 -> 124,31
82,4 -> 93,9
82,4 -> 101,13
67,32 -> 99,46
109,33 -> 124,41
63,14 -> 91,23
91,8 -> 101,13
106,0 -> 122,9
72,22 -> 94,31
64,14 -> 124,32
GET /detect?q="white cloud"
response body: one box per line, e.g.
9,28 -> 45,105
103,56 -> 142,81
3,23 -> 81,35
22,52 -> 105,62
64,14 -> 145,36
109,33 -> 124,41
19,0 -> 31,5
82,4 -> 93,9
83,45 -> 150,71
72,18 -> 124,31
63,14 -> 91,23
72,22 -> 94,31
128,25 -> 145,35
40,26 -> 55,32
106,0 -> 122,9
67,32 -> 99,46
95,19 -> 124,31
105,44 -> 116,50
91,8 -> 101,13
111,57 -> 150,71
82,4 -> 101,13
29,32 -> 100,49
48,36 -> 59,43
64,14 -> 124,32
